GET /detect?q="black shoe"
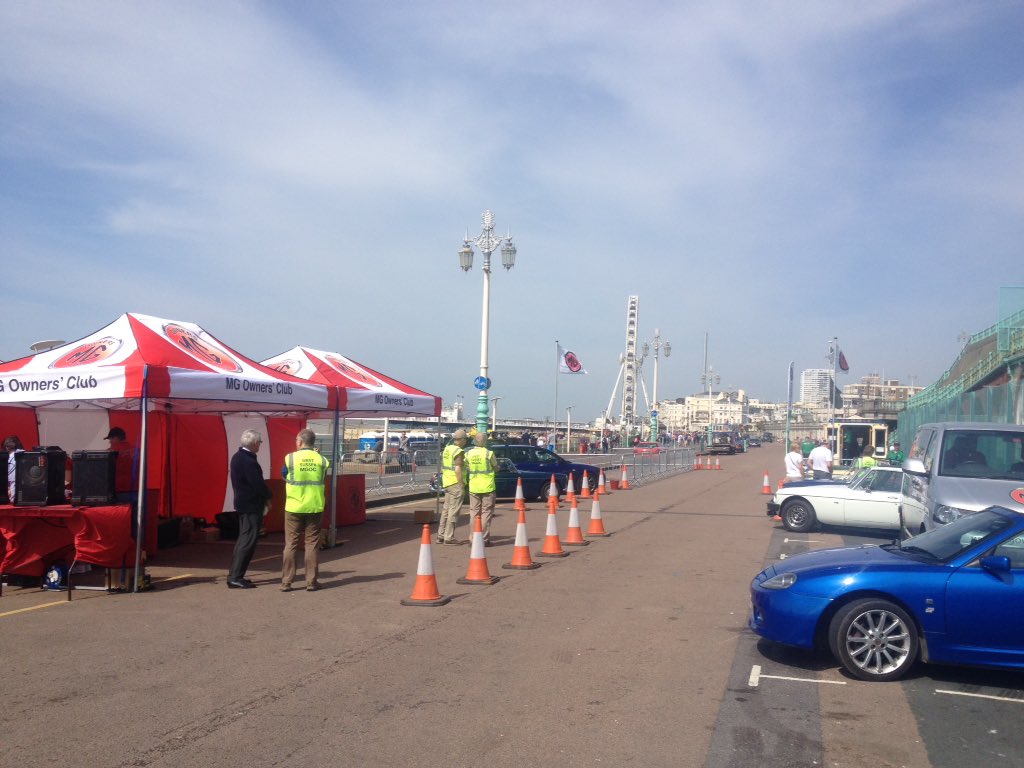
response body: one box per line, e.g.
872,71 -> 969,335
240,578 -> 255,587
227,579 -> 255,589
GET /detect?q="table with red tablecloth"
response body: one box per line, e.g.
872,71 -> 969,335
0,504 -> 139,577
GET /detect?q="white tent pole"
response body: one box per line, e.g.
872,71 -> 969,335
132,365 -> 149,593
328,402 -> 340,547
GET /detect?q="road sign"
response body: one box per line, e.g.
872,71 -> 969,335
473,376 -> 491,391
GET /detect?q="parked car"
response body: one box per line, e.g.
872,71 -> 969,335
633,442 -> 662,455
750,505 -> 1024,681
428,458 -> 552,500
747,437 -> 762,448
489,443 -> 600,499
901,422 -> 1024,532
767,466 -> 918,534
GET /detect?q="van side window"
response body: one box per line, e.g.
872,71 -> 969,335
912,429 -> 937,473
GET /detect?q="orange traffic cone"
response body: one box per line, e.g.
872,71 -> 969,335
595,468 -> 606,495
547,474 -> 560,513
514,477 -> 528,512
565,472 -> 577,505
563,498 -> 590,546
586,496 -> 610,537
400,525 -> 452,606
694,455 -> 703,470
777,478 -> 785,490
457,515 -> 499,585
619,464 -> 631,490
580,470 -> 592,498
503,509 -> 541,570
536,506 -> 569,558
761,470 -> 772,495
715,458 -> 722,470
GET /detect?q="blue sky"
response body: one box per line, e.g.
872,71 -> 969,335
2,1 -> 1022,421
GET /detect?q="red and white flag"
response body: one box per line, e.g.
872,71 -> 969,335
557,344 -> 587,374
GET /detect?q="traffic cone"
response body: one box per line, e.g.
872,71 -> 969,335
400,525 -> 452,606
586,496 -> 610,537
536,506 -> 569,557
503,509 -> 541,570
694,455 -> 703,470
565,472 -> 577,505
514,477 -> 528,512
619,464 -> 631,490
457,515 -> 499,585
604,469 -> 613,494
580,470 -> 592,498
547,474 -> 560,513
761,470 -> 772,495
777,478 -> 785,490
715,458 -> 722,470
595,468 -> 606,495
563,498 -> 590,546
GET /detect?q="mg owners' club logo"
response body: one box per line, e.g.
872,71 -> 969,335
1011,488 -> 1024,506
49,336 -> 123,369
563,350 -> 583,373
163,323 -> 242,373
267,359 -> 303,376
325,354 -> 383,388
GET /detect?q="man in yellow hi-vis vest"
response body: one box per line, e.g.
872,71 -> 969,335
438,429 -> 469,544
465,432 -> 499,545
281,428 -> 330,592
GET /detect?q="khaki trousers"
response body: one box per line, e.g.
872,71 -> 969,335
282,511 -> 323,586
438,484 -> 464,541
468,492 -> 495,543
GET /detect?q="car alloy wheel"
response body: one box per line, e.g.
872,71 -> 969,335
830,598 -> 918,682
781,500 -> 815,533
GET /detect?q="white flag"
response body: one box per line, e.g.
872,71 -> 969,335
557,344 -> 587,374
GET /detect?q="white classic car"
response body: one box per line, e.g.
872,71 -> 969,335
766,466 -> 921,534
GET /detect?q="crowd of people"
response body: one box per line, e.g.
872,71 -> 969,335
783,437 -> 905,481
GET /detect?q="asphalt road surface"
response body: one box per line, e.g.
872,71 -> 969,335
2,450 -> 1022,767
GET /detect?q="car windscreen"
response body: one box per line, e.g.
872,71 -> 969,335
889,509 -> 1014,562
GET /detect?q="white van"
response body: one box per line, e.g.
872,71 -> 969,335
902,422 -> 1024,531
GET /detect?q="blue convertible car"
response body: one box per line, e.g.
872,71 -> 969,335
750,506 -> 1024,681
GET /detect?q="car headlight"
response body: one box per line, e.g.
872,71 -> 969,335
761,572 -> 797,590
934,505 -> 971,524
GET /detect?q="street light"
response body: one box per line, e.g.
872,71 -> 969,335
645,328 -> 671,440
565,405 -> 574,454
700,332 -> 719,449
490,396 -> 503,433
459,209 -> 516,435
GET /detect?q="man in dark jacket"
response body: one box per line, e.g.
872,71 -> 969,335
227,429 -> 272,589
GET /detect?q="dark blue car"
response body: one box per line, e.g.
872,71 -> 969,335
489,444 -> 600,500
429,458 -> 554,500
750,506 -> 1024,681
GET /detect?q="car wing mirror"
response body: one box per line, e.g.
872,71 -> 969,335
903,458 -> 926,476
980,555 -> 1011,574
497,458 -> 516,472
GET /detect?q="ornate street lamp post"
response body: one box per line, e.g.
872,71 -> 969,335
459,210 -> 516,435
643,328 -> 671,440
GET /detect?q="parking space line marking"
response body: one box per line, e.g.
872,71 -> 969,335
748,665 -> 846,687
784,538 -> 824,544
375,528 -> 401,535
936,689 -> 1024,704
155,573 -> 193,582
0,600 -> 67,618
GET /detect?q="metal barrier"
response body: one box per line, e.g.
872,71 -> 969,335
623,448 -> 696,485
341,448 -> 439,495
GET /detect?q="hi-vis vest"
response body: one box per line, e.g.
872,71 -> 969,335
441,443 -> 465,488
465,446 -> 496,494
284,448 -> 329,513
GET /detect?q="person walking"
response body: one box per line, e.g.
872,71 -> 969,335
783,441 -> 806,482
437,429 -> 468,544
227,429 -> 272,589
807,440 -> 834,480
281,428 -> 330,592
465,432 -> 498,545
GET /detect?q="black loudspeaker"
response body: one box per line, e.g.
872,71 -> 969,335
71,450 -> 117,505
15,449 -> 67,506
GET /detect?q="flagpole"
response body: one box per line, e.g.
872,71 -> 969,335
553,339 -> 559,432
